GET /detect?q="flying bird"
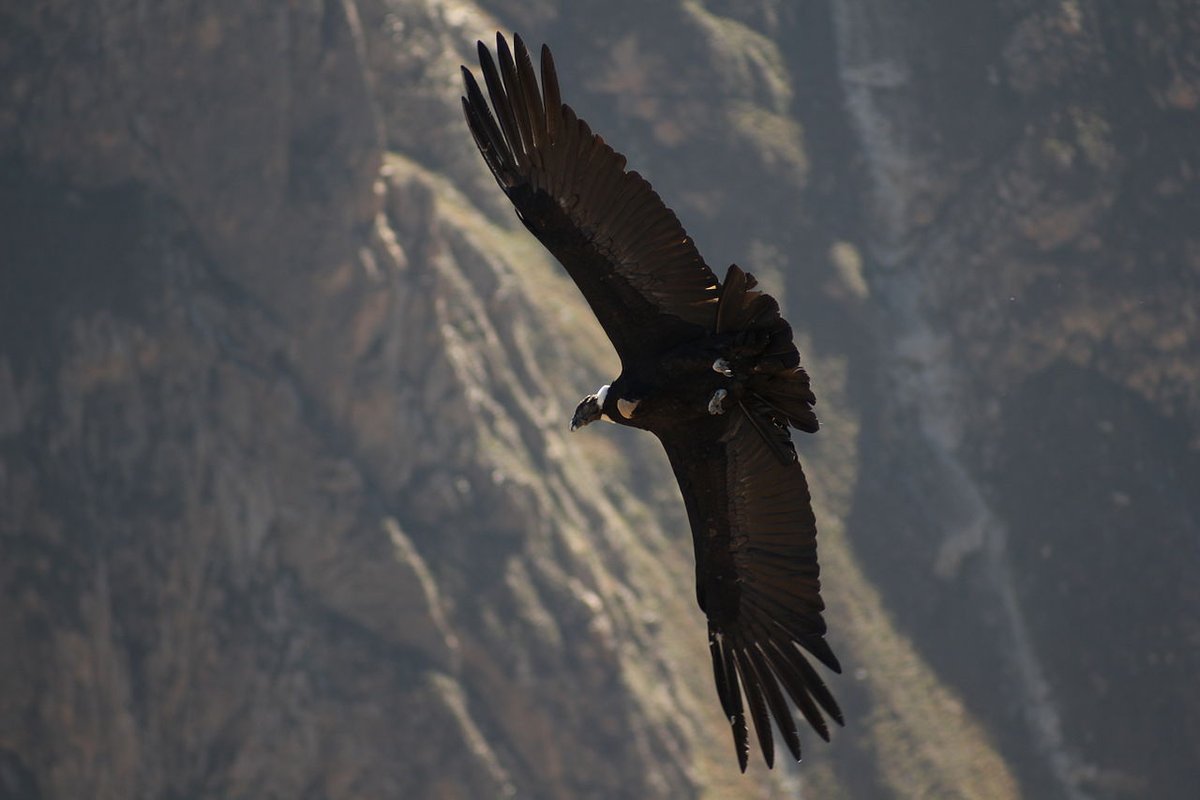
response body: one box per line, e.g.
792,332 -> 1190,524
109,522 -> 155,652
461,33 -> 842,771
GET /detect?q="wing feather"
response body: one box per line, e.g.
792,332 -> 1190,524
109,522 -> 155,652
709,632 -> 739,720
463,34 -> 721,361
461,70 -> 510,180
734,644 -> 776,768
540,45 -> 561,141
513,36 -> 546,149
495,35 -> 534,159
478,40 -> 525,173
747,640 -> 803,762
722,639 -> 751,771
763,637 -> 832,741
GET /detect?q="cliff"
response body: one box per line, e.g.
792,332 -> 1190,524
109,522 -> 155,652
1,1 -> 1195,798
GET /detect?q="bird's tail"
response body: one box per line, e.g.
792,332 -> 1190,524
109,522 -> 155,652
717,265 -> 819,450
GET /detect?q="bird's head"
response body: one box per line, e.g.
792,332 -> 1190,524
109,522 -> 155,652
570,384 -> 610,431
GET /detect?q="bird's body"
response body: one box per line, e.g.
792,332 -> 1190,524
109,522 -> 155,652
462,33 -> 841,771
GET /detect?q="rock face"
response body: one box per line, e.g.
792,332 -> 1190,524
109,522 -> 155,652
1,1 -> 1195,799
830,3 -> 1200,798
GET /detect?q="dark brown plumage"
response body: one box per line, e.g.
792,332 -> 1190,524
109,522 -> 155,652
462,32 -> 841,771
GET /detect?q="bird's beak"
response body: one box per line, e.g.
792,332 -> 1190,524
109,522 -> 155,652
570,395 -> 602,431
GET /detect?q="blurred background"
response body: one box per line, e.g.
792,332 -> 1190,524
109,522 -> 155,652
2,1 -> 1198,798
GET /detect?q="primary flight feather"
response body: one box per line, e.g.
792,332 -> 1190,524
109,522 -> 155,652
462,32 -> 842,771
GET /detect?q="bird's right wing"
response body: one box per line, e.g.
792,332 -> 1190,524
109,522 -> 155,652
658,415 -> 842,771
461,33 -> 721,363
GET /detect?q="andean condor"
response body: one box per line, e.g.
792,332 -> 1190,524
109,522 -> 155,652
461,33 -> 842,771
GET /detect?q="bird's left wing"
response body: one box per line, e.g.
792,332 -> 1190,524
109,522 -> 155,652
462,33 -> 721,363
658,415 -> 843,771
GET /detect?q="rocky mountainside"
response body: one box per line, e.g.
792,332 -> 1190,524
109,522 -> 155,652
1,1 -> 1195,798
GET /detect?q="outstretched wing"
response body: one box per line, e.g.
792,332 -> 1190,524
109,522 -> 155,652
659,415 -> 843,771
462,33 -> 721,363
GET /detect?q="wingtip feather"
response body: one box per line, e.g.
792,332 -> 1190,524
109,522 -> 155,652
733,645 -> 776,769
